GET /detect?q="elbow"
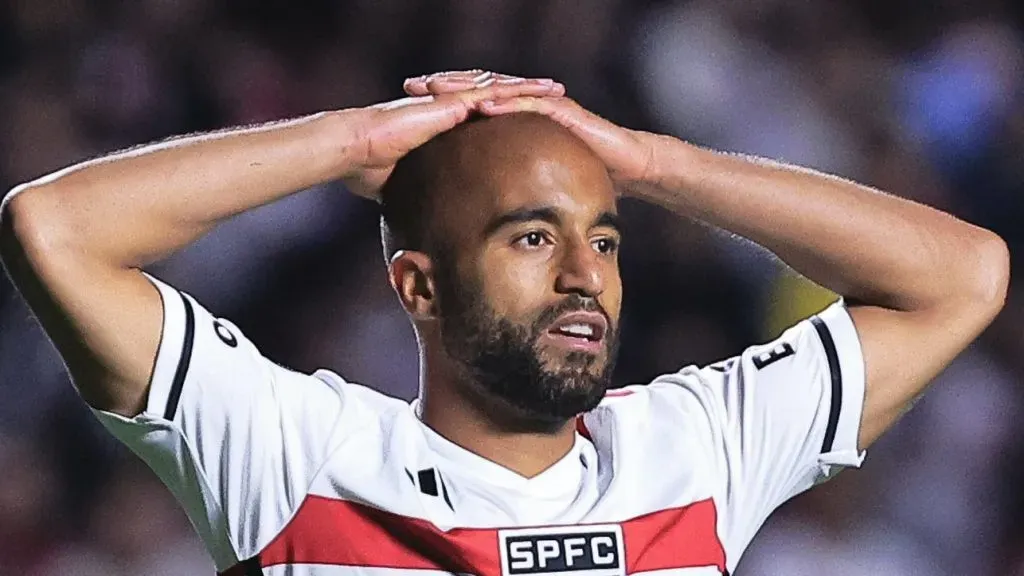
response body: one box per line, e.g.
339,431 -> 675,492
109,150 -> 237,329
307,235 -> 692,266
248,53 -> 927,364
961,229 -> 1010,321
0,184 -> 76,263
1,186 -> 38,254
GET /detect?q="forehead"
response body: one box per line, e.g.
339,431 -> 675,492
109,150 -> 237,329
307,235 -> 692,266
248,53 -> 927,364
438,144 -> 618,241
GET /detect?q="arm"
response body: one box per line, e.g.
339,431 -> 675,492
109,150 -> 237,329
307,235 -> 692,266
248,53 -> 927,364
465,93 -> 1009,451
636,144 -> 1009,449
0,76 -> 563,416
0,114 -> 351,415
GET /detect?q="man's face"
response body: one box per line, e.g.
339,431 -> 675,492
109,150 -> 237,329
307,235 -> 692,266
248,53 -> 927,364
433,142 -> 622,429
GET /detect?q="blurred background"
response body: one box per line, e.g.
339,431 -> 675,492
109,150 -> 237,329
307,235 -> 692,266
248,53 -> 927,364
0,0 -> 1023,574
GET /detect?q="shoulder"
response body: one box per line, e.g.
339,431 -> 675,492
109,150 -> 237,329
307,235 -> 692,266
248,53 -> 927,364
588,368 -> 720,419
581,371 -> 719,443
307,368 -> 413,420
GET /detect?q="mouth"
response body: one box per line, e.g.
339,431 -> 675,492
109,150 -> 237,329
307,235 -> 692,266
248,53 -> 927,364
541,311 -> 608,354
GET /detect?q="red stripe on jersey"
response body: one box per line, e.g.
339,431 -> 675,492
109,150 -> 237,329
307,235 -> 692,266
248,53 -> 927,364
605,389 -> 635,397
575,416 -> 592,440
625,498 -> 726,573
257,495 -> 497,573
221,495 -> 726,574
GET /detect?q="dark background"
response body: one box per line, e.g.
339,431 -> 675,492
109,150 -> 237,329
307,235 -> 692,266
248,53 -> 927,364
1,1 -> 1023,574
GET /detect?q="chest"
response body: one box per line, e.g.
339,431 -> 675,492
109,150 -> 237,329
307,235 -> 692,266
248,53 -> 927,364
253,493 -> 727,576
251,452 -> 727,576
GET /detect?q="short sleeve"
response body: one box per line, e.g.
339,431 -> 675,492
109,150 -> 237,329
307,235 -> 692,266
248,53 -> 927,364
91,274 -> 346,571
647,300 -> 866,560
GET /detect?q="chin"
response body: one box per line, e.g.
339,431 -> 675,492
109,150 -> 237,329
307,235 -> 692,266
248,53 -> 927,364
542,371 -> 610,413
542,347 -> 607,371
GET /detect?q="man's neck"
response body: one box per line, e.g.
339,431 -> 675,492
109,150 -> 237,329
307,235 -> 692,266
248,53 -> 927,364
418,382 -> 577,479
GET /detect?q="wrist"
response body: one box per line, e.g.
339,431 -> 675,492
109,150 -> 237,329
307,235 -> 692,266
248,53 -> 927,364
626,133 -> 697,202
311,109 -> 365,181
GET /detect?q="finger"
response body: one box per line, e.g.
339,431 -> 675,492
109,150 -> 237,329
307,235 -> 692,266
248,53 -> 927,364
425,77 -> 560,97
404,70 -> 554,96
439,82 -> 561,109
403,74 -> 503,95
405,76 -> 481,96
372,95 -> 436,111
476,96 -> 556,115
403,69 -> 484,87
405,71 -> 491,96
421,76 -> 479,95
476,96 -> 624,152
406,78 -> 560,101
390,86 -> 539,131
385,96 -> 474,136
379,78 -> 557,114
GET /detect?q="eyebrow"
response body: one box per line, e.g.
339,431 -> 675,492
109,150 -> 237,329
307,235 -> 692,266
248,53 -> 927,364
481,206 -> 622,239
594,211 -> 623,234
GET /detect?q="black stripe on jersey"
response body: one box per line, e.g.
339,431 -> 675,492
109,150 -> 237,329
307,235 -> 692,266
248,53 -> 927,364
163,291 -> 196,421
241,557 -> 262,576
810,315 -> 842,454
418,469 -> 439,496
439,473 -> 454,511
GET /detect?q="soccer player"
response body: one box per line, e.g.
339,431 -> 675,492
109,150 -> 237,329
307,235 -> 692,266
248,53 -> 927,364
0,70 -> 1009,576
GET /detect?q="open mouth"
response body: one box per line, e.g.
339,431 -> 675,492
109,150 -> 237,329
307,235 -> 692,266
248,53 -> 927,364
543,311 -> 608,351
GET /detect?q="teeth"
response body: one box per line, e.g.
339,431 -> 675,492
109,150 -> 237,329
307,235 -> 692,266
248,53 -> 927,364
558,323 -> 595,337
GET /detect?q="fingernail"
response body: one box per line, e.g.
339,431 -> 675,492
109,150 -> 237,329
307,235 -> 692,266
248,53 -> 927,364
480,100 -> 496,108
538,78 -> 555,86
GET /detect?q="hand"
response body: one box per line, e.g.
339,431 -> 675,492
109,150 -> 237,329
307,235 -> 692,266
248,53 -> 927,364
408,76 -> 660,190
476,96 -> 661,189
341,72 -> 562,200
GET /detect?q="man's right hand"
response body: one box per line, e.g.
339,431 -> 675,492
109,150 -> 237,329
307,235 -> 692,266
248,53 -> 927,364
340,71 -> 565,200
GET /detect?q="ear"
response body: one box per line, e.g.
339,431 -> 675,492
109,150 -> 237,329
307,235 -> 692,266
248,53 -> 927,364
388,250 -> 438,320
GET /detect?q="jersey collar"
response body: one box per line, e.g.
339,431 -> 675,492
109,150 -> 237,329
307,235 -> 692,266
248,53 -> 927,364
409,400 -> 591,497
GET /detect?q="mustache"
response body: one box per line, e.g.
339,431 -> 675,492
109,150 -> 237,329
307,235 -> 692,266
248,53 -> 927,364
533,295 -> 613,335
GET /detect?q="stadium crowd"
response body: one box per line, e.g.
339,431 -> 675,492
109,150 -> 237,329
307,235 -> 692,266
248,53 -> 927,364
1,0 -> 1023,574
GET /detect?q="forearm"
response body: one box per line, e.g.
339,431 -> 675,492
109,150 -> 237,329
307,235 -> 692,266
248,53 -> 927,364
3,111 -> 354,268
636,138 -> 1005,312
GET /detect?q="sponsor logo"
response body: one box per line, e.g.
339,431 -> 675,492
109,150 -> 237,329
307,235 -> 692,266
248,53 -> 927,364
499,524 -> 625,576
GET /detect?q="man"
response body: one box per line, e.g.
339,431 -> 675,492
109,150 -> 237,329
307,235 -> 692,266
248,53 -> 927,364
0,70 -> 1008,575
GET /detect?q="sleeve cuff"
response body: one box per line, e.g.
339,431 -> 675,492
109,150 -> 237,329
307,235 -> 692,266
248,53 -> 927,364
814,300 -> 867,470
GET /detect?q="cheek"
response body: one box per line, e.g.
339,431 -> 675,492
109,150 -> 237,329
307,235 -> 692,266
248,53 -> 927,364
479,257 -> 553,318
603,273 -> 623,320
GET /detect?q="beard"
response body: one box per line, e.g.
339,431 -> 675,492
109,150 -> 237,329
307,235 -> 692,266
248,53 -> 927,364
435,257 -> 619,432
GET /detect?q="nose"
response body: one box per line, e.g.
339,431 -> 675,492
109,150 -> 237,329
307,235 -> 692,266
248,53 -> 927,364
554,239 -> 604,297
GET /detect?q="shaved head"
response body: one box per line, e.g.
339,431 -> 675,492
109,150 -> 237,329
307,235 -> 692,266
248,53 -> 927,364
379,113 -> 606,260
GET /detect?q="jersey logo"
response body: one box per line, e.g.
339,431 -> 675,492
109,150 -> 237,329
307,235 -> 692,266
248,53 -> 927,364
213,319 -> 238,348
406,467 -> 454,511
499,524 -> 625,576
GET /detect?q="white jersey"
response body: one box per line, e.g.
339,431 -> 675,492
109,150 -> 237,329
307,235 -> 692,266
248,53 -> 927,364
93,275 -> 866,576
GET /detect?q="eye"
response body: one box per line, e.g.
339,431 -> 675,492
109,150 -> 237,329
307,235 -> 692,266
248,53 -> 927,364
514,231 -> 551,249
593,237 -> 619,254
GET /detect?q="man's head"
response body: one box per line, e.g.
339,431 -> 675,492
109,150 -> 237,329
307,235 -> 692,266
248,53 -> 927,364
379,113 -> 622,431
